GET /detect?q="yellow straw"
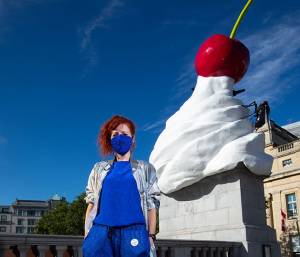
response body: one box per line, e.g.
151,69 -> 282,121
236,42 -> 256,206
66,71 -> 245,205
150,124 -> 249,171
230,0 -> 253,39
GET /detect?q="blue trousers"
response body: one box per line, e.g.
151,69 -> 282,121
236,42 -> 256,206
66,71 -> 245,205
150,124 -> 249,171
82,223 -> 150,257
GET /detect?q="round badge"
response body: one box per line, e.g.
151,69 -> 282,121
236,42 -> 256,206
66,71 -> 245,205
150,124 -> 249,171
130,238 -> 139,247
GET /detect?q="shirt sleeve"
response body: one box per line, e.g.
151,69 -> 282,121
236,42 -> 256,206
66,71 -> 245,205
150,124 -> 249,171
84,163 -> 98,204
146,162 -> 161,210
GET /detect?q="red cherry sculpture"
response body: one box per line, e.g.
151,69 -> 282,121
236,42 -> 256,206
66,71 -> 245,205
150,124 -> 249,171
194,0 -> 253,83
195,34 -> 250,83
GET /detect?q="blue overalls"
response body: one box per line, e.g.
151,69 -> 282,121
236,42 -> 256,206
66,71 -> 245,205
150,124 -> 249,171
82,160 -> 150,257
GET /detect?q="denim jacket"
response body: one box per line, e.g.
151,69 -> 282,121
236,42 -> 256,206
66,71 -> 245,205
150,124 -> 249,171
84,159 -> 161,256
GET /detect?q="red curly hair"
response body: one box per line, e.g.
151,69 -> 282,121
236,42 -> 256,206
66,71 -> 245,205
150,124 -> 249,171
98,115 -> 136,156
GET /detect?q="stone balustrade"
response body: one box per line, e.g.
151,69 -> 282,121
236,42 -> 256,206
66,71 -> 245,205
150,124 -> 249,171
0,234 -> 242,257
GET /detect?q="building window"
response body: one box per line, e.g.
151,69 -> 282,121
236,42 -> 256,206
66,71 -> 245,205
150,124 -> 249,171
291,235 -> 300,253
17,219 -> 24,225
27,219 -> 36,225
282,158 -> 292,167
17,209 -> 26,216
27,210 -> 36,217
1,208 -> 9,213
27,227 -> 35,234
36,210 -> 45,217
16,227 -> 24,233
0,215 -> 7,221
0,226 -> 6,232
286,193 -> 298,218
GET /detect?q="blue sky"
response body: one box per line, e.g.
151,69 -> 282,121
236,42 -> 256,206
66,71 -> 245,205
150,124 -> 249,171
0,0 -> 299,204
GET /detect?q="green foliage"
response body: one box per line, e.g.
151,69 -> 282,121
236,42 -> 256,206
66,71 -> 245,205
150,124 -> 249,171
65,193 -> 87,235
36,192 -> 160,236
36,192 -> 87,236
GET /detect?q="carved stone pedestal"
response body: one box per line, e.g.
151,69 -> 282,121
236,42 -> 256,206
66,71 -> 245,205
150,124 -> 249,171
157,164 -> 281,257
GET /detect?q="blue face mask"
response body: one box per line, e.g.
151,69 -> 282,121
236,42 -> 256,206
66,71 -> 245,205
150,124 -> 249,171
111,134 -> 133,156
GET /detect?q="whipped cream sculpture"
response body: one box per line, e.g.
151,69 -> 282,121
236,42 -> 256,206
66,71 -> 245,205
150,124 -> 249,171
149,0 -> 272,195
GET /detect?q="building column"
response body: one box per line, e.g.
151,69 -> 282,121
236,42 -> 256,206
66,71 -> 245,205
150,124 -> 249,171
223,247 -> 230,257
18,246 -> 29,257
216,247 -> 222,257
201,247 -> 209,257
74,246 -> 83,257
37,246 -> 49,257
272,192 -> 282,240
208,247 -> 216,257
56,246 -> 67,257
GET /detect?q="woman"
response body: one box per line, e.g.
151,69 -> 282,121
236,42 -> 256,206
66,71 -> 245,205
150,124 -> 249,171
82,115 -> 161,257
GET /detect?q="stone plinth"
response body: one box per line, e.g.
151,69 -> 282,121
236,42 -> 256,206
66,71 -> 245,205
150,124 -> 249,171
157,163 -> 281,257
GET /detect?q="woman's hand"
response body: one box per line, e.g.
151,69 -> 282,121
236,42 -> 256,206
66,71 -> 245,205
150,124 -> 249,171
147,208 -> 157,248
149,236 -> 154,246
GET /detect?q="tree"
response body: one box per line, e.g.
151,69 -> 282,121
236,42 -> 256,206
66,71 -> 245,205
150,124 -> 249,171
36,199 -> 69,235
36,193 -> 87,235
36,192 -> 159,236
65,192 -> 87,235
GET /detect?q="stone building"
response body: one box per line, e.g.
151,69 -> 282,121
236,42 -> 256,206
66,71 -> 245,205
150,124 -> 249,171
260,120 -> 300,256
0,205 -> 13,233
0,194 -> 65,235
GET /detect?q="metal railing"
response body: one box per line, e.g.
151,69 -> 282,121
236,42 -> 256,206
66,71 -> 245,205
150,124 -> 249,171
278,142 -> 294,152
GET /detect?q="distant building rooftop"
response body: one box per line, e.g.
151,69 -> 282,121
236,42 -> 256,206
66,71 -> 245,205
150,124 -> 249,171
268,120 -> 298,147
12,199 -> 49,208
283,121 -> 300,138
51,193 -> 63,201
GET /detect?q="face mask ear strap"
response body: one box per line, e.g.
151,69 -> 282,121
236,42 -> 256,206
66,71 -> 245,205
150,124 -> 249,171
113,155 -> 117,162
131,135 -> 136,150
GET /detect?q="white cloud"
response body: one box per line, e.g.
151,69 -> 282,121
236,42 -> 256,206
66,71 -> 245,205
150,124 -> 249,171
175,11 -> 300,106
78,0 -> 123,77
80,0 -> 123,51
173,54 -> 197,101
141,119 -> 166,133
237,12 -> 300,105
143,11 -> 300,133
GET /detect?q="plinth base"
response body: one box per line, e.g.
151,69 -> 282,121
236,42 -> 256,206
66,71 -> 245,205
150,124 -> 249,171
157,164 -> 281,257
